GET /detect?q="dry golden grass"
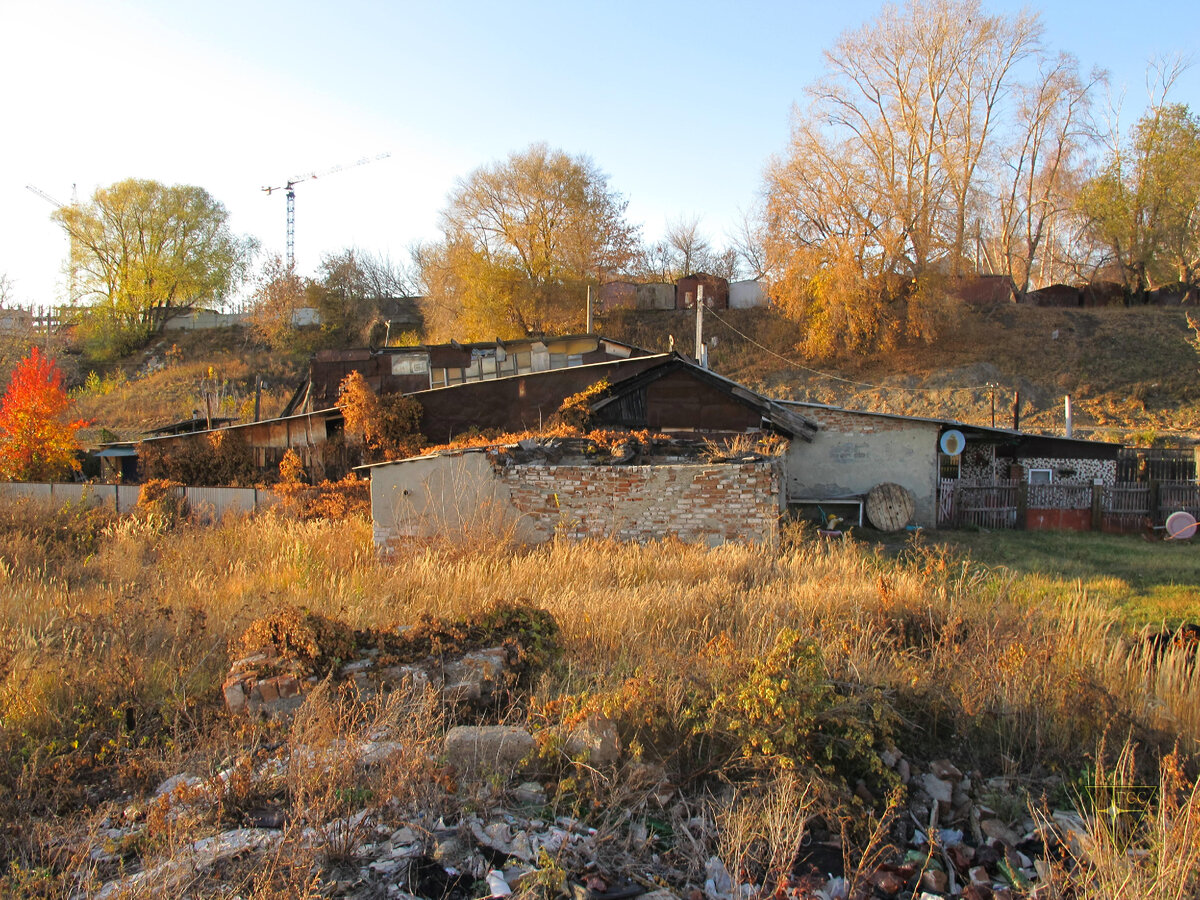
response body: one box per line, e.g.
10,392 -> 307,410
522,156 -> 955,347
1,501 -> 1198,897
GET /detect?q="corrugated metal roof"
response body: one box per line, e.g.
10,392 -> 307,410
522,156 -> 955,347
776,399 -> 1122,448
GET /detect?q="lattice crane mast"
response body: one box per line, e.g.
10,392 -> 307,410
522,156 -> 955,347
26,184 -> 81,301
262,152 -> 390,271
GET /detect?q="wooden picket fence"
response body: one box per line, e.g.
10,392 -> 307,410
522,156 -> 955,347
940,479 -> 1194,532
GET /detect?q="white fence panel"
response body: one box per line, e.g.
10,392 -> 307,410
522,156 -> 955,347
184,486 -> 260,521
1,483 -> 53,502
115,485 -> 143,512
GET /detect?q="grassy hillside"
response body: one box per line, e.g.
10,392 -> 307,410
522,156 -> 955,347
68,328 -> 306,443
604,305 -> 1200,444
55,303 -> 1200,447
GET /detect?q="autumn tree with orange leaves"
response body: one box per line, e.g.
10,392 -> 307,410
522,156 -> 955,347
0,347 -> 89,481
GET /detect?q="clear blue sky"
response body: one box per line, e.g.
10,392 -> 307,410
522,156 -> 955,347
2,0 -> 1197,306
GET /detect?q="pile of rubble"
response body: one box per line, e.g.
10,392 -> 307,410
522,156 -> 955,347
81,608 -> 1117,899
83,728 -> 1104,900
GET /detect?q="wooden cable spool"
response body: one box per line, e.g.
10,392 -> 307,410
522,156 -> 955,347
865,482 -> 915,532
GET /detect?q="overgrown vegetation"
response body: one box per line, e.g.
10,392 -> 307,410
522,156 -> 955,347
0,499 -> 1196,896
337,370 -> 424,463
137,427 -> 257,486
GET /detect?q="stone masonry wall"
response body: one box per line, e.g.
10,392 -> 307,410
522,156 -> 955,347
497,461 -> 782,546
1016,456 -> 1117,486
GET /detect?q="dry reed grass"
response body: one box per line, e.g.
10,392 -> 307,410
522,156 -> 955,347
1,500 -> 1198,897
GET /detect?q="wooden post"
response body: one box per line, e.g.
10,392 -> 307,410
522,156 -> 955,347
1091,482 -> 1104,532
1016,480 -> 1028,530
254,376 -> 262,423
1150,479 -> 1161,525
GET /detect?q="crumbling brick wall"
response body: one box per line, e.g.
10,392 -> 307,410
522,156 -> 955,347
497,461 -> 781,546
802,408 -> 916,434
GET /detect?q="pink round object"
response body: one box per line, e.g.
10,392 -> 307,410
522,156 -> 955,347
1165,511 -> 1198,540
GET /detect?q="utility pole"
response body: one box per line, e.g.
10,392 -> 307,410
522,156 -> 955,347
694,285 -> 707,367
586,285 -> 594,333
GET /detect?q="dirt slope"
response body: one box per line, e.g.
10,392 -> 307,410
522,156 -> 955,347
604,305 -> 1200,444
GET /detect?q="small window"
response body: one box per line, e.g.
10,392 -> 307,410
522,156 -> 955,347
1028,468 -> 1053,484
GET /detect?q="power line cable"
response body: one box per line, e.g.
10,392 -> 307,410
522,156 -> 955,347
704,306 -> 996,395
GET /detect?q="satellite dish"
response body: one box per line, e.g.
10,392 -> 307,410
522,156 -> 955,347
1165,511 -> 1197,540
940,429 -> 966,456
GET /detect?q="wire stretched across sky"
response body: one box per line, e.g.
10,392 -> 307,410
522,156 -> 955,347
703,306 -> 996,395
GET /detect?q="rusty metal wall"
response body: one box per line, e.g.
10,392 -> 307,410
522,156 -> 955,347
642,369 -> 760,431
414,356 -> 664,443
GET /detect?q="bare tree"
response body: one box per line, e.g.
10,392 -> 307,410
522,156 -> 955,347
729,207 -> 770,280
991,54 -> 1102,290
664,215 -> 713,278
355,249 -> 420,299
937,4 -> 1042,273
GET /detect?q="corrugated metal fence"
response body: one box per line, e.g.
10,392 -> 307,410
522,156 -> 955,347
0,483 -> 278,518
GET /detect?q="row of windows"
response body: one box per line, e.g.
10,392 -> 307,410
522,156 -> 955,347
428,353 -> 584,388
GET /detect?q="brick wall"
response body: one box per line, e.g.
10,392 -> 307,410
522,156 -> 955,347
801,407 -> 915,434
497,461 -> 782,546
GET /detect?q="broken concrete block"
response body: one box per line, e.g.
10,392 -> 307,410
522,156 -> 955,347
922,773 -> 954,806
443,648 -> 508,701
222,673 -> 252,713
445,725 -> 535,776
565,715 -> 621,765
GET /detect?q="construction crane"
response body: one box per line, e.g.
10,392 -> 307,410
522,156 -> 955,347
26,184 -> 81,301
262,152 -> 390,271
25,184 -> 65,208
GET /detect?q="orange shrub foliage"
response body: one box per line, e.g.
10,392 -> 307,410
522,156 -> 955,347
0,347 -> 89,482
272,474 -> 370,520
337,371 -> 424,462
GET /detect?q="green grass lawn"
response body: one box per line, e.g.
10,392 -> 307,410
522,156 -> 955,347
928,529 -> 1200,626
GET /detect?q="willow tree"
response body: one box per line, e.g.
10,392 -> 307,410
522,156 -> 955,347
1080,102 -> 1200,295
53,179 -> 255,356
419,144 -> 640,340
